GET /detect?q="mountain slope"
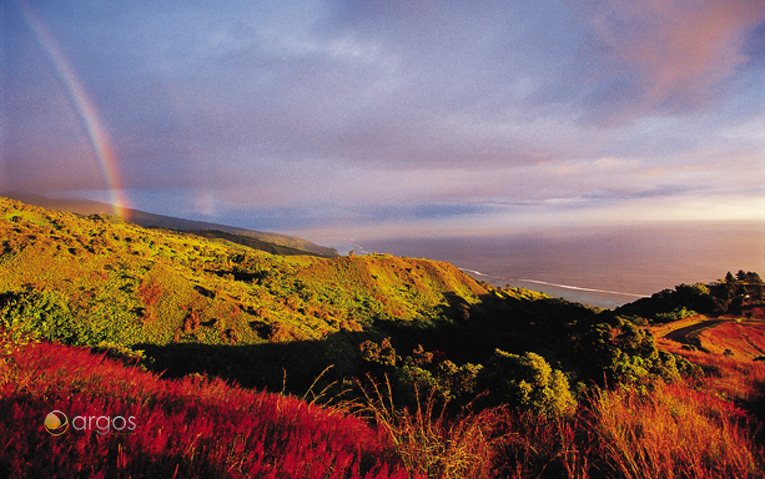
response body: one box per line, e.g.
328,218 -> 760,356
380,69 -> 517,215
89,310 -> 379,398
0,196 -> 488,341
2,196 -> 764,478
0,196 -> 507,389
2,196 -> 747,391
0,191 -> 337,257
0,196 -> 621,392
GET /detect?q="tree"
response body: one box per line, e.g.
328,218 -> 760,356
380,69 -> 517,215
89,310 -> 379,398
478,350 -> 576,416
360,337 -> 398,367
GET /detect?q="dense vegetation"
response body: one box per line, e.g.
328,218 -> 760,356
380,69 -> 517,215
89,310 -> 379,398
1,196 -> 764,478
616,270 -> 765,321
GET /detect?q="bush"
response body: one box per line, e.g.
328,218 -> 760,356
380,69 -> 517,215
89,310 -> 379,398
479,350 -> 576,417
576,318 -> 691,387
0,288 -> 85,344
360,338 -> 400,367
656,306 -> 696,322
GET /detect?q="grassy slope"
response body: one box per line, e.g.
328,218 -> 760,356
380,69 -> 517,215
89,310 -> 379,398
0,196 -> 487,345
4,196 -> 759,385
653,315 -> 765,360
2,197 -> 765,478
4,331 -> 761,479
0,197 -> 525,390
0,191 -> 337,257
696,322 -> 765,359
0,333 -> 411,479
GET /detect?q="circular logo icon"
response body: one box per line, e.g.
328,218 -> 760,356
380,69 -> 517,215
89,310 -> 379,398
44,410 -> 69,436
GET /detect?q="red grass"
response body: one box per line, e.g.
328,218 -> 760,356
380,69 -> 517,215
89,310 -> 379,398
0,337 -> 413,479
589,382 -> 763,479
354,372 -> 764,478
658,333 -> 765,403
697,322 -> 765,359
3,324 -> 764,478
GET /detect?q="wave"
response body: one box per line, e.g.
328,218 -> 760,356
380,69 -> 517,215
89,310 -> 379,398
515,278 -> 648,298
458,268 -> 492,278
457,267 -> 508,283
456,268 -> 648,299
343,240 -> 372,255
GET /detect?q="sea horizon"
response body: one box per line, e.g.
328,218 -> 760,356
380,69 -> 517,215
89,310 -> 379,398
330,221 -> 765,309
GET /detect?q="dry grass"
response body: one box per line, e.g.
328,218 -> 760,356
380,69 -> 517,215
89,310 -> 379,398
697,322 -> 765,359
658,335 -> 765,403
353,375 -> 498,479
351,368 -> 765,479
591,383 -> 763,479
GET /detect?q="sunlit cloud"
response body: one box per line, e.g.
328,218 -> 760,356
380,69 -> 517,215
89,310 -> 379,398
584,0 -> 765,120
1,0 -> 763,242
286,194 -> 765,242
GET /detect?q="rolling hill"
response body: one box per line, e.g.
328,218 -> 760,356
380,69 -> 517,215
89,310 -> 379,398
0,191 -> 337,257
1,195 -> 764,478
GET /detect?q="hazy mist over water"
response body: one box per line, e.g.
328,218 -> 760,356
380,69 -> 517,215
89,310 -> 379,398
342,222 -> 765,309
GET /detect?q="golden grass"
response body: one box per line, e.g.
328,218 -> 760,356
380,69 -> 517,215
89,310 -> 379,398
353,375 -> 499,479
591,382 -> 762,479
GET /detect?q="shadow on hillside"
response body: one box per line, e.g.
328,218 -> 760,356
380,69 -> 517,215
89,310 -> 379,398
136,332 -> 367,394
744,377 -> 765,447
135,291 -> 600,395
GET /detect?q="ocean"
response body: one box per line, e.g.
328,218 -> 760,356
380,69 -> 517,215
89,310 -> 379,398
339,221 -> 765,309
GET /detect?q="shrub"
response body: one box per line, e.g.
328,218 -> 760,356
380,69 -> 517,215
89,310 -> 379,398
479,350 -> 577,417
656,306 -> 696,322
0,288 -> 83,344
389,345 -> 483,405
577,318 -> 690,386
361,338 -> 400,367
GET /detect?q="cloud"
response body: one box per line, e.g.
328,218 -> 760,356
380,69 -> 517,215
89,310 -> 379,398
3,0 -> 764,242
583,0 -> 765,122
284,192 -> 765,242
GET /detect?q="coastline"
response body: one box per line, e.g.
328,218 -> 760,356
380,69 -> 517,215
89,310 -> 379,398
331,222 -> 763,310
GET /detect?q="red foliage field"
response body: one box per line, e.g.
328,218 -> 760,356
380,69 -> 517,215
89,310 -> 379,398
3,314 -> 765,478
2,333 -> 764,478
0,336 -> 413,479
696,321 -> 765,359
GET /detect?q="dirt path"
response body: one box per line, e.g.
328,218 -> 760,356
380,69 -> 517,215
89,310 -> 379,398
663,319 -> 730,343
655,315 -> 765,359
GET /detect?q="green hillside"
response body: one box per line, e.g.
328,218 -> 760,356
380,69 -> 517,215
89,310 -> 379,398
0,191 -> 338,257
0,196 -> 507,390
0,196 -> 675,396
0,196 -> 488,346
2,196 -> 764,478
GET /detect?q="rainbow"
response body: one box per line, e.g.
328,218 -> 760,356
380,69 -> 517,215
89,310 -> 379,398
17,0 -> 130,218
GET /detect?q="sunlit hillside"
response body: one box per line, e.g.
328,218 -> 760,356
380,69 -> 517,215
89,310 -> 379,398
0,196 -> 503,390
1,197 -> 764,478
0,196 -> 487,344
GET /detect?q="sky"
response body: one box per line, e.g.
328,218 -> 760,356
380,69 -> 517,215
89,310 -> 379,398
2,0 -> 764,245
